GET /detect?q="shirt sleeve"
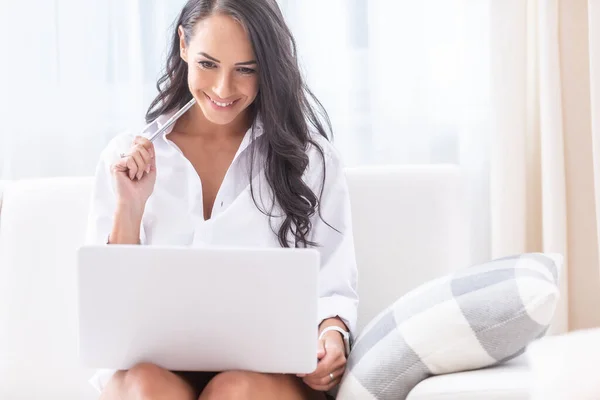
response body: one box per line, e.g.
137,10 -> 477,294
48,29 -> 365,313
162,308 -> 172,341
307,139 -> 359,340
85,133 -> 147,245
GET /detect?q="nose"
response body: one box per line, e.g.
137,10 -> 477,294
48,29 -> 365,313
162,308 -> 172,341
213,71 -> 233,100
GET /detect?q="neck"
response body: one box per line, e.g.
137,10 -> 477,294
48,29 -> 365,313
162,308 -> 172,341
174,103 -> 252,141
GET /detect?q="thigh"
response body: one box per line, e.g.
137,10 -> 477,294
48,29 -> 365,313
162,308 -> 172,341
200,371 -> 328,400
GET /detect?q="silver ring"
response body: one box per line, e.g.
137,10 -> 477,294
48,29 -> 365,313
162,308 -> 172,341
329,372 -> 335,382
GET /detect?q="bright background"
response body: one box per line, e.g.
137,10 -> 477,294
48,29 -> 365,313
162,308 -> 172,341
1,0 -> 599,331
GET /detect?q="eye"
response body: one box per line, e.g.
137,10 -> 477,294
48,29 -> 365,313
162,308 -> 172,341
237,67 -> 256,75
198,61 -> 216,69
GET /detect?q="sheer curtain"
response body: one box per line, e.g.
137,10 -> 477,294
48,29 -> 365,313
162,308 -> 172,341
490,0 -> 600,333
0,0 -> 492,264
280,0 -> 492,265
0,0 -> 187,179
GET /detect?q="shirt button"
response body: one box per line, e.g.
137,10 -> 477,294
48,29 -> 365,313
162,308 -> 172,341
221,201 -> 224,207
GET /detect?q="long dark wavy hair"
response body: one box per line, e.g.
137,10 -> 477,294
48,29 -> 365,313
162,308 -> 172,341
146,0 -> 334,248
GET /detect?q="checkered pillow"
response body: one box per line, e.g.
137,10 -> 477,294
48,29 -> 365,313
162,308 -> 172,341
337,253 -> 562,400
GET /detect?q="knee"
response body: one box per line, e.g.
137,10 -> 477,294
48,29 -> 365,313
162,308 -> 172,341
201,371 -> 254,400
123,362 -> 167,397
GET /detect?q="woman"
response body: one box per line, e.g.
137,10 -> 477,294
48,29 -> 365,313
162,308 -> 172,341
86,0 -> 358,399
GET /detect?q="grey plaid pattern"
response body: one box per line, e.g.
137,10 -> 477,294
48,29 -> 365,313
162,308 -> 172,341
337,253 -> 562,400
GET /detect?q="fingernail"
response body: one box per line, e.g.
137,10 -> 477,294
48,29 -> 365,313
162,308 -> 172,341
146,165 -> 151,173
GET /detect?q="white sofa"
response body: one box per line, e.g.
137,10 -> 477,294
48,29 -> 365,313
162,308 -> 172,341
0,166 -> 531,399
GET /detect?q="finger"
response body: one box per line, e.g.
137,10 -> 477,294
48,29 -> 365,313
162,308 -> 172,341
316,365 -> 346,387
130,151 -> 146,180
133,136 -> 155,158
126,156 -> 138,180
303,372 -> 342,393
308,367 -> 345,392
315,343 -> 344,376
303,362 -> 345,388
134,144 -> 152,165
133,144 -> 152,177
149,152 -> 156,173
112,158 -> 129,173
317,338 -> 326,359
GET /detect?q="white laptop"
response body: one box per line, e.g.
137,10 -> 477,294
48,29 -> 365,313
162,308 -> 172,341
76,245 -> 319,374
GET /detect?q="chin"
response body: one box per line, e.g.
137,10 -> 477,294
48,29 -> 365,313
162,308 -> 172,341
202,109 -> 240,125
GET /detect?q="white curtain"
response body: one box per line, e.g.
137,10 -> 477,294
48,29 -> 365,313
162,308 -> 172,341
490,0 -> 600,333
0,0 -> 493,265
489,0 -> 569,334
0,0 -> 187,178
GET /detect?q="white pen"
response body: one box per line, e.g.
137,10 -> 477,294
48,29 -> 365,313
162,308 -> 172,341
120,97 -> 197,158
146,97 -> 197,142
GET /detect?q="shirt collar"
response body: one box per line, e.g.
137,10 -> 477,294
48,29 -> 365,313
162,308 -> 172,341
143,109 -> 264,158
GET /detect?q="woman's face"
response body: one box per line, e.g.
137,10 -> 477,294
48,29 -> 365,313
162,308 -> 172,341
179,14 -> 259,126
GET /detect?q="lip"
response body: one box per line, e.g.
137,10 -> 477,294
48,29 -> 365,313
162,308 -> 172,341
204,93 -> 239,110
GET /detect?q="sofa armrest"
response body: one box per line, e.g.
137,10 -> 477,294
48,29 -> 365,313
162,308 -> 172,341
0,180 -> 11,230
0,180 -> 9,210
0,178 -> 97,400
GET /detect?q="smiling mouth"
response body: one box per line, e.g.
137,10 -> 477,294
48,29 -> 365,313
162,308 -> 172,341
204,93 -> 238,108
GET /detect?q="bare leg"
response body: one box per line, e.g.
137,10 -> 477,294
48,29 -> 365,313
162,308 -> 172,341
99,363 -> 196,400
199,371 -> 327,400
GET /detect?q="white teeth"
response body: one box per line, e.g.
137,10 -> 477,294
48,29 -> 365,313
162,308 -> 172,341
211,98 -> 234,107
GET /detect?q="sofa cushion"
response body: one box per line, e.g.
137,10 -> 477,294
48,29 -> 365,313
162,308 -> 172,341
407,355 -> 530,400
337,253 -> 562,400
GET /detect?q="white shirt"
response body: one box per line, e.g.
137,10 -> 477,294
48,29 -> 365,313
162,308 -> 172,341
85,112 -> 359,391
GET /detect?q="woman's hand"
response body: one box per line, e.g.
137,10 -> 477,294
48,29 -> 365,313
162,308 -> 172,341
298,330 -> 347,392
111,136 -> 156,211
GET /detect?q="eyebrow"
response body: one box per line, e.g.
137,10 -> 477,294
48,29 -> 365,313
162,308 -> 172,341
198,52 -> 257,66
